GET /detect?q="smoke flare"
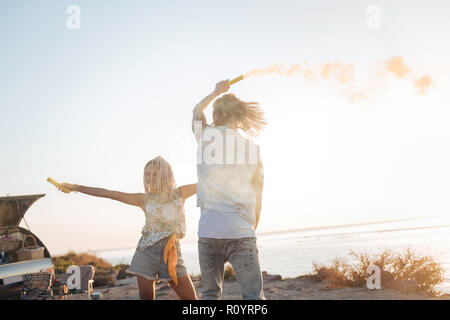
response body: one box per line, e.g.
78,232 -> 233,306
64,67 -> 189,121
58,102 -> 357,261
238,57 -> 432,102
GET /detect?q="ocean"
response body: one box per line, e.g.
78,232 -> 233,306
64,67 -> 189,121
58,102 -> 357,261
96,217 -> 450,294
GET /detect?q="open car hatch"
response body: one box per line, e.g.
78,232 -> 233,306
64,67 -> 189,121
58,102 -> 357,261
0,194 -> 45,227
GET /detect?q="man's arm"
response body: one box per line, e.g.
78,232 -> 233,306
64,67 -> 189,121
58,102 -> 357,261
192,80 -> 230,133
251,162 -> 264,230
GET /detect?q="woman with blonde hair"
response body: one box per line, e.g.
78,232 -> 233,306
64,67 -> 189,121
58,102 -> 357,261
53,156 -> 197,300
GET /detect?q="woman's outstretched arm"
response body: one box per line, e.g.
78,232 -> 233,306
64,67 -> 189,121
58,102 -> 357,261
179,183 -> 197,202
192,80 -> 230,133
59,183 -> 145,210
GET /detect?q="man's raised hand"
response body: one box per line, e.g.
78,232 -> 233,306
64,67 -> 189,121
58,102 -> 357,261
214,80 -> 230,95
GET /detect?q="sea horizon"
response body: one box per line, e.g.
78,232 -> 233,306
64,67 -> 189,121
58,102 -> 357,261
72,216 -> 440,254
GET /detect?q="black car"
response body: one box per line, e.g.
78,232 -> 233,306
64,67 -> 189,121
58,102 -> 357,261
0,194 -> 53,299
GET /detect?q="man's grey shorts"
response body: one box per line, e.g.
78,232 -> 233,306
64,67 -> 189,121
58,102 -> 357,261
127,237 -> 187,282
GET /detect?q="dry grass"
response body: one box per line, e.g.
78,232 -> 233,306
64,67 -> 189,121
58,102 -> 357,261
52,251 -> 115,287
53,251 -> 112,273
313,248 -> 445,296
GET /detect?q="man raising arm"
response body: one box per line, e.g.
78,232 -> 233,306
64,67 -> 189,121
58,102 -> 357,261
192,80 -> 230,132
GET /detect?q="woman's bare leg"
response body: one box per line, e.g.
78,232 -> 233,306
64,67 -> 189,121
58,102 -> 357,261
168,275 -> 198,300
137,276 -> 156,300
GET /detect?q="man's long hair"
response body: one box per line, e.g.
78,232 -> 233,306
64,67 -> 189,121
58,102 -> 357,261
212,93 -> 267,135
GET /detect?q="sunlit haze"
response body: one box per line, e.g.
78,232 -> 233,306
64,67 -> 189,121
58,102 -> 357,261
1,1 -> 450,254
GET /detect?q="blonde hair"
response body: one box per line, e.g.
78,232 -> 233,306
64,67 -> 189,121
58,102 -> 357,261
212,93 -> 267,135
143,156 -> 178,204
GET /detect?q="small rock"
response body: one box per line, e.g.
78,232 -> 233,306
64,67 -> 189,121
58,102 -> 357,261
380,270 -> 395,286
314,267 -> 329,282
397,280 -> 421,295
382,277 -> 422,295
91,292 -> 102,300
262,271 -> 282,282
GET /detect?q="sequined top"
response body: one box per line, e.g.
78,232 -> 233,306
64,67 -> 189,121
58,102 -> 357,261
136,189 -> 186,250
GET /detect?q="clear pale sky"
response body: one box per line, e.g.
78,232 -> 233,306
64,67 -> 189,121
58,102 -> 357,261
1,1 -> 450,254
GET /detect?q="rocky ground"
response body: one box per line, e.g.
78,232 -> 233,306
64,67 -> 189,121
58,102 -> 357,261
66,271 -> 450,300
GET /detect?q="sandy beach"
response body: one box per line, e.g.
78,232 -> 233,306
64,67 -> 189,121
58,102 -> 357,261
66,272 -> 450,300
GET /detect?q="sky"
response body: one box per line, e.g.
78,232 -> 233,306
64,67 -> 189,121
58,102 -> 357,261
1,0 -> 450,254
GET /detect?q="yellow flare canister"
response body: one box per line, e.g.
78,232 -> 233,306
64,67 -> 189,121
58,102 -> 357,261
228,75 -> 244,85
47,177 -> 59,187
47,177 -> 71,193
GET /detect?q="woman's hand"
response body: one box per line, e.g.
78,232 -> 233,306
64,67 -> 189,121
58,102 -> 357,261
58,183 -> 77,194
214,80 -> 230,95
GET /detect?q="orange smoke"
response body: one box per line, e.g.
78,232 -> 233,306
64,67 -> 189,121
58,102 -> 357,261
414,74 -> 432,94
240,57 -> 432,101
320,62 -> 355,83
386,56 -> 410,78
384,56 -> 432,94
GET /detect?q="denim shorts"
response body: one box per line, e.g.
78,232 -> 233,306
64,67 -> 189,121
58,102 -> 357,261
127,237 -> 187,282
